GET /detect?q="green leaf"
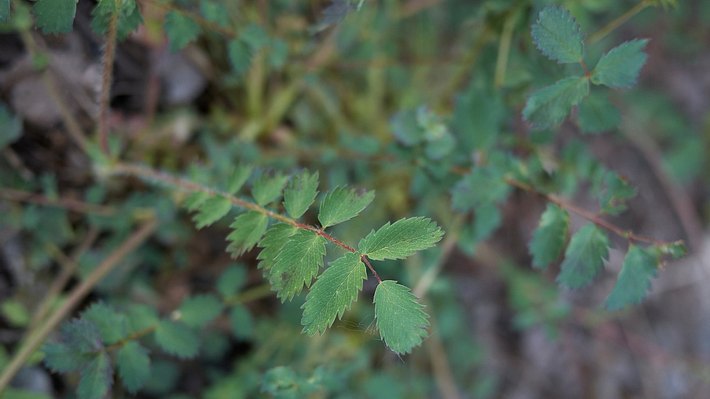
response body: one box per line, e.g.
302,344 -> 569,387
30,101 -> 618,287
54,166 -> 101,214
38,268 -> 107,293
225,164 -> 253,194
43,342 -> 89,373
605,245 -> 660,310
183,191 -> 209,211
33,0 -> 76,34
591,39 -> 649,88
217,265 -> 247,298
301,252 -> 366,335
178,294 -> 224,328
0,0 -> 9,23
1,299 -> 30,327
229,305 -> 253,339
252,172 -> 289,206
267,230 -> 326,301
471,202 -> 502,243
155,320 -> 199,359
358,217 -> 443,261
116,341 -> 150,394
529,204 -> 569,269
523,76 -> 590,130
164,10 -> 201,51
374,281 -> 429,355
226,211 -> 269,257
227,38 -> 252,76
531,6 -> 584,64
0,104 -> 22,150
557,224 -> 609,289
59,319 -> 104,353
598,171 -> 636,215
283,170 -> 319,219
257,223 -> 298,271
318,186 -> 375,228
578,92 -> 621,133
91,0 -> 142,40
390,108 -> 425,146
451,168 -> 510,212
199,0 -> 229,28
77,351 -> 112,399
451,83 -> 504,152
193,196 -> 232,229
82,302 -> 129,345
126,304 -> 159,333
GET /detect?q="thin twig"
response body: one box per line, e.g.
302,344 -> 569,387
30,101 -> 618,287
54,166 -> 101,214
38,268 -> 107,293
98,2 -> 119,155
0,219 -> 157,393
0,187 -> 115,216
588,0 -> 652,45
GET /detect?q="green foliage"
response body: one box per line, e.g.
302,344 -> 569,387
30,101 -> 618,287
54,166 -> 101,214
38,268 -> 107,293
192,196 -> 232,228
227,38 -> 252,76
266,230 -> 326,301
557,224 -> 609,289
82,302 -> 129,345
155,320 -> 200,359
164,10 -> 202,51
598,171 -> 636,215
226,211 -> 269,256
359,217 -> 444,261
301,252 -> 367,335
523,77 -> 590,129
32,0 -> 76,34
592,39 -> 649,88
374,281 -> 429,355
283,170 -> 319,219
226,165 -> 253,195
531,6 -> 584,64
0,103 -> 22,150
0,0 -> 8,23
318,186 -> 375,228
217,265 -> 248,298
578,92 -> 621,133
178,294 -> 224,328
77,352 -> 112,399
0,299 -> 30,327
605,245 -> 660,310
252,172 -> 289,206
257,223 -> 298,271
91,0 -> 142,40
116,341 -> 151,393
529,204 -> 569,269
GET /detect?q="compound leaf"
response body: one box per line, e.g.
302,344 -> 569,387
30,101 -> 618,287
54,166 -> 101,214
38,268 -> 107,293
531,6 -> 584,64
33,0 -> 77,34
523,76 -> 590,130
605,245 -> 660,310
318,186 -> 375,228
164,10 -> 201,51
116,341 -> 150,394
77,351 -> 112,399
358,217 -> 444,261
284,170 -> 319,219
374,280 -> 429,355
529,204 -> 569,269
192,196 -> 232,229
252,172 -> 289,206
257,223 -> 298,271
301,252 -> 366,335
578,92 -> 621,133
82,302 -> 129,345
226,211 -> 269,257
592,39 -> 649,88
178,294 -> 224,328
557,224 -> 609,289
155,320 -> 199,359
267,230 -> 326,302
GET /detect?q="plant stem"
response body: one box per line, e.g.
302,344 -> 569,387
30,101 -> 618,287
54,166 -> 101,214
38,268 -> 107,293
98,3 -> 119,155
0,219 -> 157,393
588,0 -> 652,45
0,187 -> 114,216
505,177 -> 673,246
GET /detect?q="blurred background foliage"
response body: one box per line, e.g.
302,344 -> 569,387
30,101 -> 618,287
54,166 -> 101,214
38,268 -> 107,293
0,0 -> 709,398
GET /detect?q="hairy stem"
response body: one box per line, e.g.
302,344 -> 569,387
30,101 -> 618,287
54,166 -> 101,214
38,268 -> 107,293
0,220 -> 157,393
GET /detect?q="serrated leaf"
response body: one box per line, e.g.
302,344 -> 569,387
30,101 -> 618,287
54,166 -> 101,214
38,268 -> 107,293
126,304 -> 159,333
226,164 -> 253,194
451,168 -> 510,212
531,6 -> 584,64
529,204 -> 569,269
77,351 -> 112,399
116,341 -> 150,393
358,217 -> 443,261
257,223 -> 298,271
33,0 -> 76,34
60,319 -> 104,353
91,0 -> 142,40
178,294 -> 224,328
578,92 -> 621,133
252,172 -> 289,206
43,342 -> 90,373
301,252 -> 366,335
374,280 -> 429,355
229,305 -> 253,339
283,171 -> 319,219
164,10 -> 201,51
82,302 -> 129,345
267,230 -> 326,301
598,172 -> 636,215
592,39 -> 649,88
605,245 -> 660,310
193,196 -> 232,229
318,186 -> 374,228
523,76 -> 590,129
199,0 -> 229,28
226,211 -> 269,257
154,320 -> 199,359
217,265 -> 247,298
183,191 -> 209,211
227,38 -> 252,76
557,224 -> 609,289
